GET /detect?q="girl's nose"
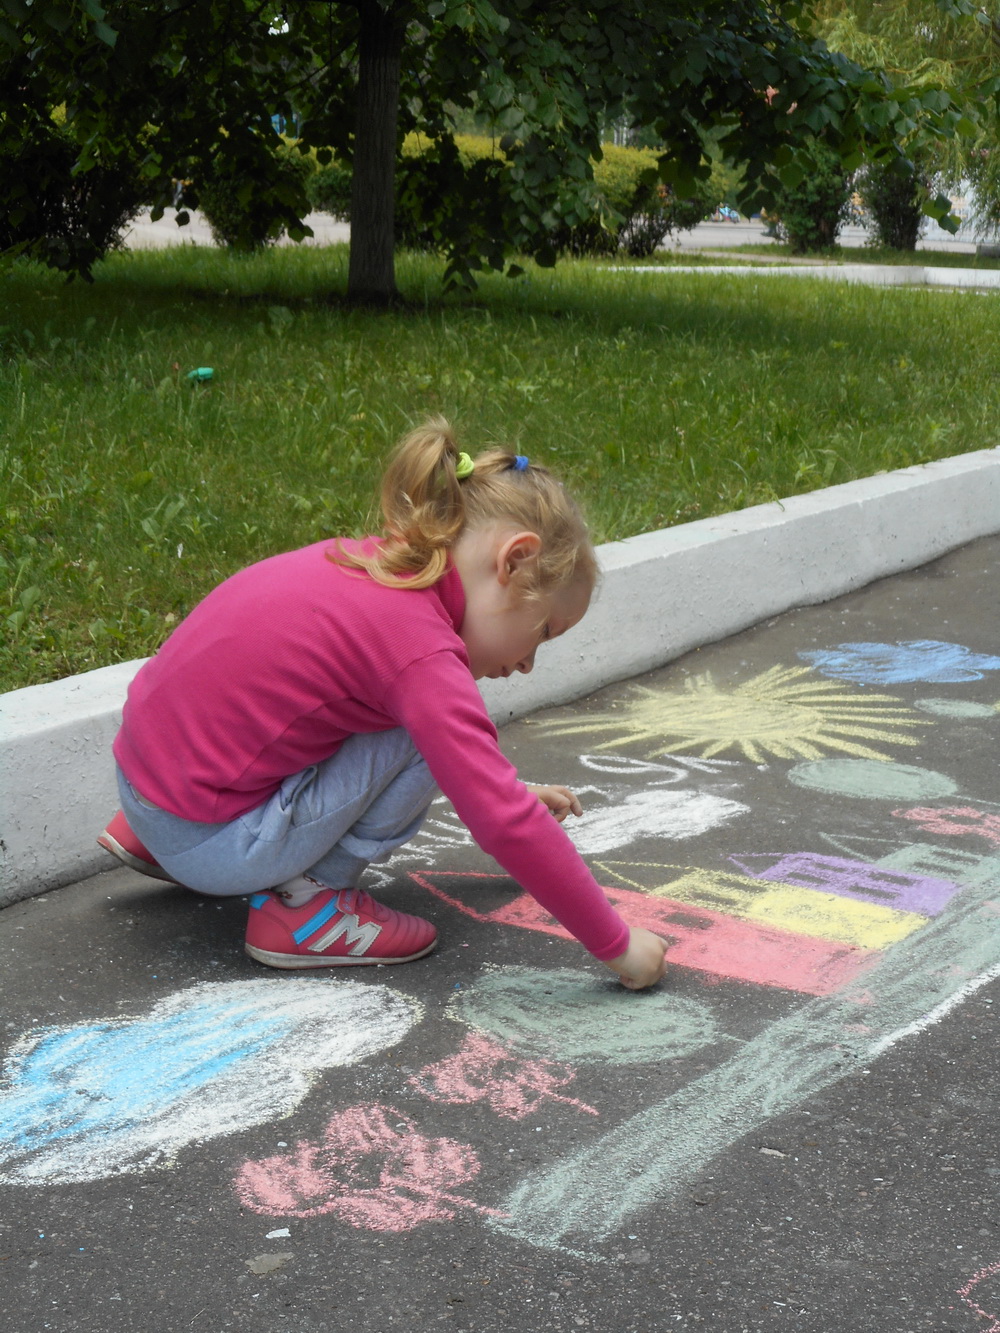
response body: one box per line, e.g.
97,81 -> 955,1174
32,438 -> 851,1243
516,648 -> 537,674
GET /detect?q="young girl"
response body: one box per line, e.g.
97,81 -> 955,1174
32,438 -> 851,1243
99,419 -> 667,990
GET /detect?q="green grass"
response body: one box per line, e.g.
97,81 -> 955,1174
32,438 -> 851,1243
3,243 -> 999,691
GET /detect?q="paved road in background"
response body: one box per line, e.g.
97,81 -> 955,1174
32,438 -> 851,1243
125,208 -> 980,256
3,536 -> 1000,1333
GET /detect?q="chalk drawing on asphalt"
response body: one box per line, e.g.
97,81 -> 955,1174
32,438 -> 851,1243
234,1103 -> 502,1230
958,1257 -> 1000,1333
576,753 -> 745,778
563,788 -> 749,854
409,1032 -> 599,1119
447,966 -> 722,1065
535,667 -> 922,761
915,697 -> 1000,718
410,868 -> 877,996
726,851 -> 962,916
0,980 -> 419,1186
787,757 -> 958,801
798,639 -> 1000,685
489,855 -> 1000,1255
893,805 -> 1000,848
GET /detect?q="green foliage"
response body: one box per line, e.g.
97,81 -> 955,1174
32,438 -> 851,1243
771,142 -> 853,253
198,140 -> 313,253
0,119 -> 144,274
555,144 -> 713,258
306,159 -> 352,219
858,161 -> 929,250
0,1 -> 979,298
309,135 -> 713,260
811,1 -> 1000,225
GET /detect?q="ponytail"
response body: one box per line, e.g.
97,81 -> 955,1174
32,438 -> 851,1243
332,416 -> 597,597
332,417 -> 467,589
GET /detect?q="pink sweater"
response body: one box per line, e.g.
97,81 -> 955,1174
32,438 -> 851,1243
114,539 -> 630,961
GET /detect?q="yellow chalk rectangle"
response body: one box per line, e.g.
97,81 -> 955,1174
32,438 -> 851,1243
651,869 -> 927,949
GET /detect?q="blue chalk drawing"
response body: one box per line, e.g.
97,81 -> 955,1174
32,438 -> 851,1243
799,640 -> 1000,686
0,980 -> 418,1186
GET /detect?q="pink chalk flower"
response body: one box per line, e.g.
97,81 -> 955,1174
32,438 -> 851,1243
409,1033 -> 598,1120
234,1103 -> 500,1230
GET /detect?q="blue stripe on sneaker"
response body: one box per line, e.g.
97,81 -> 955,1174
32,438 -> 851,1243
248,893 -> 270,910
292,897 -> 341,945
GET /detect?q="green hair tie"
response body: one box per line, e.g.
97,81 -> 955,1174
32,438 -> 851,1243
455,451 -> 475,480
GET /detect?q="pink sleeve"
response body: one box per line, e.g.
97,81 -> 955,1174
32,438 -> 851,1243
383,653 -> 630,962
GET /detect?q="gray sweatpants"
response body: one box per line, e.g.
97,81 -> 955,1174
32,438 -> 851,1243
116,728 -> 437,896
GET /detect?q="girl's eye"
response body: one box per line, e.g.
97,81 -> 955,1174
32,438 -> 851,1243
541,623 -> 551,641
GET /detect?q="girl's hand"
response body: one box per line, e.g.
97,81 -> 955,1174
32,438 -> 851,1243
525,783 -> 583,823
604,927 -> 668,991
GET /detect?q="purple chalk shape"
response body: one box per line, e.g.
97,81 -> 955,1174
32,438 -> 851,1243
727,851 -> 961,917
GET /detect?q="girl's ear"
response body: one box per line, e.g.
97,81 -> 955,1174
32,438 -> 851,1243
496,530 -> 542,585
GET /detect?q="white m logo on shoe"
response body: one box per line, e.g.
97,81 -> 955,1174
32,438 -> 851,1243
308,913 -> 382,957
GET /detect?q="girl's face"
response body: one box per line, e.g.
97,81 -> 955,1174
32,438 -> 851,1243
455,527 -> 592,681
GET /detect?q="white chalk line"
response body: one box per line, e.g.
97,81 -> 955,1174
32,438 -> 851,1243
867,958 -> 1000,1059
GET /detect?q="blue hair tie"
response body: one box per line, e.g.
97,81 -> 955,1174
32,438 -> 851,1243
512,455 -> 529,472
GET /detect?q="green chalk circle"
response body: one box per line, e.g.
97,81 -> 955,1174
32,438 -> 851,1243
452,967 -> 720,1065
914,698 -> 998,719
787,758 -> 958,801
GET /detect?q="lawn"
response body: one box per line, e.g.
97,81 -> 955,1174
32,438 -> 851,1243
3,243 -> 999,691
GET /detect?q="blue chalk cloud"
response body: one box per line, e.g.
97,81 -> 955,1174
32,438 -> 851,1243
0,980 -> 418,1186
798,640 -> 1000,686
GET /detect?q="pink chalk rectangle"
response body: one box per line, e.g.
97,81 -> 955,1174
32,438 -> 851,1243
409,872 -> 878,997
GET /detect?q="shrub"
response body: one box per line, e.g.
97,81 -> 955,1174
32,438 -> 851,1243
305,157 -> 352,218
551,143 -> 713,258
771,141 -> 852,253
305,135 -> 713,260
0,124 -> 144,276
858,161 -> 927,251
198,140 -> 313,252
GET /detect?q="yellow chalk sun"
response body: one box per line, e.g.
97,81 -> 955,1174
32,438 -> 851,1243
540,665 -> 922,763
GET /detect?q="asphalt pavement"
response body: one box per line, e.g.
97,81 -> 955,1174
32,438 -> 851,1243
3,535 -> 1000,1333
123,208 -> 981,256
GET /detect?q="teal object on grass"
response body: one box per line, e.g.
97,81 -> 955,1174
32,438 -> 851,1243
186,367 -> 214,383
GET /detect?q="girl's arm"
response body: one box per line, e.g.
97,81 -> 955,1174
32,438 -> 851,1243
386,651 -> 643,968
525,783 -> 667,987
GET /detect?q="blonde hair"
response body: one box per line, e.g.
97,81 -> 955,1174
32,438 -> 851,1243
333,416 -> 597,599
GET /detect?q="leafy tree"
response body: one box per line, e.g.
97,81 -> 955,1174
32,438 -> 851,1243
0,0 -> 975,302
811,0 -> 1000,240
857,159 -> 930,249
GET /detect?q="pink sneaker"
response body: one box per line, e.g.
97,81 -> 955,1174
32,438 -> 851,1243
97,810 -> 178,884
244,885 -> 437,969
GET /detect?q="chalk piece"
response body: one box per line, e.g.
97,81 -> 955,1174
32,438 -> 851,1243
246,1252 -> 293,1275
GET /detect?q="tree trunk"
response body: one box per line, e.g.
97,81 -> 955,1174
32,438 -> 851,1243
347,0 -> 406,306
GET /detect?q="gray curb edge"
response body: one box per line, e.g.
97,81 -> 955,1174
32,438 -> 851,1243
3,447 -> 999,906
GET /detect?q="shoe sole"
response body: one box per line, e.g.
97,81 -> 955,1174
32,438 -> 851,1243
244,939 -> 437,969
96,831 -> 180,884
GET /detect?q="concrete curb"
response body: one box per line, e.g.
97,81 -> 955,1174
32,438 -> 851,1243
3,447 -> 1000,906
610,264 -> 1000,289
